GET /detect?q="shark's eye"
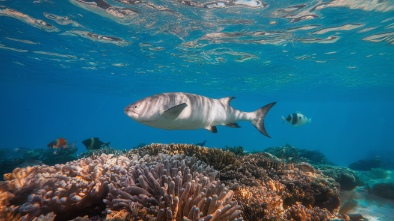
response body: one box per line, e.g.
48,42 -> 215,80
134,105 -> 138,108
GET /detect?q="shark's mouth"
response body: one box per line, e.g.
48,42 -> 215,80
124,106 -> 139,118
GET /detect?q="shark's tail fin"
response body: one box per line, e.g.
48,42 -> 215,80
251,102 -> 276,137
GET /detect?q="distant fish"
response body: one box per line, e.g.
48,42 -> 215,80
282,112 -> 311,126
195,140 -> 207,146
82,137 -> 110,150
47,138 -> 68,148
124,92 -> 276,137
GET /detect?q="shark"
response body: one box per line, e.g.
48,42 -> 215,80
124,92 -> 276,137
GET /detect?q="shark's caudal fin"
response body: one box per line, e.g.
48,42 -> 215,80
251,102 -> 276,137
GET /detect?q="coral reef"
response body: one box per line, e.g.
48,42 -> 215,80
41,147 -> 78,165
0,147 -> 78,181
0,154 -> 119,220
283,202 -> 331,221
219,152 -> 340,215
78,147 -> 123,159
348,159 -> 383,171
105,154 -> 242,220
128,143 -> 241,171
222,145 -> 248,156
278,163 -> 340,213
0,152 -> 242,221
317,165 -> 364,191
264,144 -> 333,165
1,143 -> 344,221
234,179 -> 285,220
131,144 -> 342,220
0,158 -> 25,181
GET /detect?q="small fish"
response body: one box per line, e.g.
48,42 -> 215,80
47,138 -> 68,148
82,137 -> 110,150
124,92 -> 276,137
195,140 -> 207,146
282,112 -> 311,126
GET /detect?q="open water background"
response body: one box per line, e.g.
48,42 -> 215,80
1,0 -> 394,165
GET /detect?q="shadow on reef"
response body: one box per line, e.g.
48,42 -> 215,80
1,143 -> 372,221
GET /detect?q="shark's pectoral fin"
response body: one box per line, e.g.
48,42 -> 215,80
224,123 -> 241,128
162,103 -> 188,119
205,126 -> 217,133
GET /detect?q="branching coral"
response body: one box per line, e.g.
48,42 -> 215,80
235,179 -> 285,221
221,153 -> 340,218
279,163 -> 340,213
0,154 -> 131,220
104,154 -> 243,221
283,202 -> 332,221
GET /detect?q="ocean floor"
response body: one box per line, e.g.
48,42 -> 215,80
342,170 -> 394,221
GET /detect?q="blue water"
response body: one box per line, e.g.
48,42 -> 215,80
1,0 -> 393,166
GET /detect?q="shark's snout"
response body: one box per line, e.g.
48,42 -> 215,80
124,105 -> 130,113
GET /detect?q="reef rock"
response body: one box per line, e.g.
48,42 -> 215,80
317,165 -> 364,191
349,159 -> 383,171
372,182 -> 394,200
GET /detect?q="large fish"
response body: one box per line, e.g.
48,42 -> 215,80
124,92 -> 276,137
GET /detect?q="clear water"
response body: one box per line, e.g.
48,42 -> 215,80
1,0 -> 393,166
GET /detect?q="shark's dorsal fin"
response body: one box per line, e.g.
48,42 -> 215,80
218,96 -> 235,106
162,103 -> 187,119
